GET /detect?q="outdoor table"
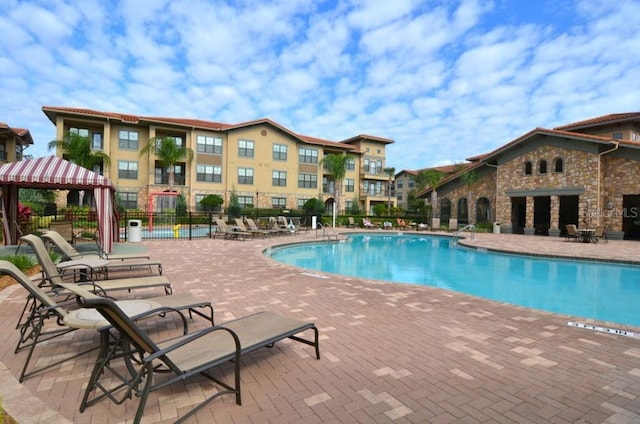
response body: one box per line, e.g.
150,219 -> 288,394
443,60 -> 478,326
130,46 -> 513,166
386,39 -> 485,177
577,229 -> 596,243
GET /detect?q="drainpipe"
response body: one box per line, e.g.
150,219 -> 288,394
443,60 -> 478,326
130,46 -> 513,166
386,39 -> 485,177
597,141 -> 619,226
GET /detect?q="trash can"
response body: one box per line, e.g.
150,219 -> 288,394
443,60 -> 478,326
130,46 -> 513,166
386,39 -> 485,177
493,222 -> 501,234
128,219 -> 142,242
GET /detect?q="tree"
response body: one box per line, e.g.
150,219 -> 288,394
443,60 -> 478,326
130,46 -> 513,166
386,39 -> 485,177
48,131 -> 111,206
48,131 -> 111,171
200,194 -> 223,212
319,153 -> 351,214
383,167 -> 395,215
226,188 -> 242,219
140,136 -> 194,193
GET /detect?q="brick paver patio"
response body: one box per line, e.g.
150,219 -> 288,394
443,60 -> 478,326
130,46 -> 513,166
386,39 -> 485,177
1,231 -> 640,423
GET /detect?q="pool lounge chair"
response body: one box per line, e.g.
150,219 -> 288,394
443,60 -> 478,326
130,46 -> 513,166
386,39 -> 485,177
20,234 -> 173,295
593,226 -> 608,243
75,295 -> 320,424
41,230 -> 161,277
246,218 -> 279,236
213,218 -> 251,240
42,229 -> 151,261
0,260 -> 213,383
48,220 -> 78,245
234,218 -> 265,238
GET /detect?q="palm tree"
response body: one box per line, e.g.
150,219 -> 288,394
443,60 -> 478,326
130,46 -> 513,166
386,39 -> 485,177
383,167 -> 395,215
140,136 -> 194,193
48,131 -> 111,171
320,153 -> 351,215
48,132 -> 111,206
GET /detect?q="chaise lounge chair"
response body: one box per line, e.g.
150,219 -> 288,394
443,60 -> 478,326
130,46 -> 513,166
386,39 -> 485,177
75,294 -> 320,423
21,234 -> 173,295
246,218 -> 278,237
213,218 -> 251,240
0,260 -> 213,383
42,230 -> 162,277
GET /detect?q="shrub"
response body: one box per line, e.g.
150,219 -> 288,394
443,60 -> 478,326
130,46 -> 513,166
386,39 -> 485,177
0,255 -> 36,272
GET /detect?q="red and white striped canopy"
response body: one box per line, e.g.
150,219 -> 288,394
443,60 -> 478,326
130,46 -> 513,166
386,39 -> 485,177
0,156 -> 117,252
0,155 -> 113,188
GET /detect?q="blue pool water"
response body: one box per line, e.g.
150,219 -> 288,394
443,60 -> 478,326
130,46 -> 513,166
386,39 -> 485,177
122,227 -> 211,238
268,234 -> 640,327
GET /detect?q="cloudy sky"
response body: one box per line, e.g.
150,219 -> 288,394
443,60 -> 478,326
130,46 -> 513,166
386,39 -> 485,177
1,0 -> 639,171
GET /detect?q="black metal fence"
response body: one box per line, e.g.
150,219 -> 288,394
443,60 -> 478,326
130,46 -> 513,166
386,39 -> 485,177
20,211 -> 217,242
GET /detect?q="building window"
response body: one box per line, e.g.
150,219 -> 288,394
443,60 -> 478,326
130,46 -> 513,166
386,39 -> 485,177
118,161 -> 138,179
299,148 -> 318,164
397,194 -> 403,201
297,198 -> 310,209
345,199 -> 354,211
298,173 -> 317,188
156,136 -> 183,149
70,127 -> 89,137
118,192 -> 138,209
92,133 -> 103,150
323,177 -> 335,194
238,196 -> 253,207
613,132 -> 623,139
118,130 -> 139,150
271,197 -> 286,208
345,178 -> 354,193
554,158 -> 563,173
539,160 -> 547,174
238,167 -> 254,184
457,198 -> 468,225
272,170 -> 287,186
273,144 -> 287,161
0,143 -> 5,160
364,180 -> 383,195
197,136 -> 222,154
238,139 -> 254,157
408,178 -> 415,188
155,163 -> 185,185
524,161 -> 532,175
346,158 -> 355,170
476,197 -> 491,224
440,198 -> 451,223
397,179 -> 403,189
196,164 -> 222,182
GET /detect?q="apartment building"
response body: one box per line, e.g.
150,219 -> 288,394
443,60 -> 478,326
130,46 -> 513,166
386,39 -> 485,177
0,122 -> 33,163
393,165 -> 465,210
42,107 -> 394,214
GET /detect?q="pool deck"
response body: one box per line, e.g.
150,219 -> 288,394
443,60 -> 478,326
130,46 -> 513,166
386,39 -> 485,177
2,230 -> 640,423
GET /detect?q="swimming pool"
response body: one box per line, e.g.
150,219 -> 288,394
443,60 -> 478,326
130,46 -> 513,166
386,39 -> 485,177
121,226 -> 211,239
267,234 -> 640,328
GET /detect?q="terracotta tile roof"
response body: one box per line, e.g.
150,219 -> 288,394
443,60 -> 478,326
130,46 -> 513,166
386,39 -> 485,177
0,122 -> 34,145
340,134 -> 395,145
41,106 -> 363,149
554,112 -> 640,130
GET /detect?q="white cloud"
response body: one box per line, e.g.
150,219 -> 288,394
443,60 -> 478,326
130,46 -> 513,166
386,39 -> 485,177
0,0 -> 638,171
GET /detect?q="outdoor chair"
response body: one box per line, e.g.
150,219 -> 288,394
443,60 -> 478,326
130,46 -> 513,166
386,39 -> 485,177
212,218 -> 251,240
75,294 -> 320,423
347,217 -> 356,227
48,220 -> 78,245
43,229 -> 150,261
565,224 -> 579,242
593,226 -> 608,243
0,260 -> 213,383
246,218 -> 278,236
234,218 -> 263,238
20,234 -> 173,295
42,230 -> 162,278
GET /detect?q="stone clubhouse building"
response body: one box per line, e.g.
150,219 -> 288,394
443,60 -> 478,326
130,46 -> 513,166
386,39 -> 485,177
417,113 -> 640,240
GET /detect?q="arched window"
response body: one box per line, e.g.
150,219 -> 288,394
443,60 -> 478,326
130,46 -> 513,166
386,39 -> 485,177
440,198 -> 451,223
524,161 -> 532,175
476,197 -> 491,224
539,160 -> 547,174
554,157 -> 563,173
457,198 -> 468,225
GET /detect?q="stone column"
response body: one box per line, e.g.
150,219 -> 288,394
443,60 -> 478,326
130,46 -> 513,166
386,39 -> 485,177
550,195 -> 559,229
525,196 -> 535,235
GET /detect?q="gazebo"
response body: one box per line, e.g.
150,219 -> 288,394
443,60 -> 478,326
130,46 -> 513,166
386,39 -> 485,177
0,156 -> 119,253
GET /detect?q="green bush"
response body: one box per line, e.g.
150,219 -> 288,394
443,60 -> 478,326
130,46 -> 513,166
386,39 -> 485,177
0,255 -> 36,272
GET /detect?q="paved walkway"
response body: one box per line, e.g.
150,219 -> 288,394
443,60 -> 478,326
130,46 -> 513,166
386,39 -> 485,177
2,231 -> 640,423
